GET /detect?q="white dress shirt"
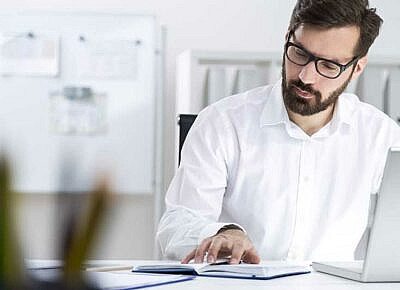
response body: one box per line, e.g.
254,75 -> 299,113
157,80 -> 400,261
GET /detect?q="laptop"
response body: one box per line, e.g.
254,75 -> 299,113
312,147 -> 400,282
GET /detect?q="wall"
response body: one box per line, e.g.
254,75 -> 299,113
16,193 -> 154,259
1,0 -> 399,259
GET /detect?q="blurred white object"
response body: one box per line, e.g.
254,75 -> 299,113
49,86 -> 107,135
0,31 -> 59,77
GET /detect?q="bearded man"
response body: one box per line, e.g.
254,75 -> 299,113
157,0 -> 400,264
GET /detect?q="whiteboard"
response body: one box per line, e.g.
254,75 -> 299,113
0,12 -> 161,194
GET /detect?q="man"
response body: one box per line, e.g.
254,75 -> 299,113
157,0 -> 400,264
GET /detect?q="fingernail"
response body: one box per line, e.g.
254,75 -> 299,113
230,258 -> 237,264
208,256 -> 215,263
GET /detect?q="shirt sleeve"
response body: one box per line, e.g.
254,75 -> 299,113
156,106 -> 243,260
354,119 -> 400,260
371,118 -> 400,194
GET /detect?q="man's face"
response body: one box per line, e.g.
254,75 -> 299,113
282,25 -> 362,116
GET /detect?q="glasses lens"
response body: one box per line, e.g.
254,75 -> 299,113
286,45 -> 309,66
316,60 -> 341,78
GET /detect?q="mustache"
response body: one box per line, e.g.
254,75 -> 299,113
289,80 -> 321,98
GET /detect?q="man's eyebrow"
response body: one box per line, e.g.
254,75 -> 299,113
291,34 -> 348,64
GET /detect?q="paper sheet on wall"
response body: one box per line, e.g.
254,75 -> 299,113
76,37 -> 138,79
0,32 -> 59,77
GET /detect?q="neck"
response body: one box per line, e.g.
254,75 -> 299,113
287,104 -> 335,136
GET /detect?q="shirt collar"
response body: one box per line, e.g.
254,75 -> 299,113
260,79 -> 357,135
332,91 -> 356,128
260,79 -> 290,127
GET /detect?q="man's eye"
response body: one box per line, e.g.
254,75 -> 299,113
294,47 -> 307,57
320,61 -> 338,71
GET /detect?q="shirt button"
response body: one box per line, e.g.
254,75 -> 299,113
304,176 -> 309,182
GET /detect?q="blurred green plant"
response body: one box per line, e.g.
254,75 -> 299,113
0,156 -> 26,289
0,155 -> 112,290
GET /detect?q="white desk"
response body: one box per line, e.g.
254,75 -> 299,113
30,260 -> 400,289
157,271 -> 400,290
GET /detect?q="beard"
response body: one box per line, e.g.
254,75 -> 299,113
281,58 -> 353,116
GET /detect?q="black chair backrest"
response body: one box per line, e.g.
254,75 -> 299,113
178,114 -> 197,165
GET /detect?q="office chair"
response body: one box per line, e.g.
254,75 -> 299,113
177,114 -> 197,165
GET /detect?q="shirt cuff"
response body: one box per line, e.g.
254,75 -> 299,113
198,222 -> 246,245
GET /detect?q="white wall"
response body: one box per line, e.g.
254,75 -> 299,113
16,193 -> 155,259
1,0 -> 399,259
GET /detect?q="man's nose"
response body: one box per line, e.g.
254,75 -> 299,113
298,62 -> 318,85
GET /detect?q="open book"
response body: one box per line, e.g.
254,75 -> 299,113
132,261 -> 311,280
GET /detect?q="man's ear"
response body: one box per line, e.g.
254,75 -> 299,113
351,56 -> 368,81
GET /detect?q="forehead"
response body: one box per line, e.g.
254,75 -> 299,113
292,24 -> 360,62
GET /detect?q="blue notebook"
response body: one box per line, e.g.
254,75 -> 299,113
132,261 -> 311,280
30,268 -> 195,289
87,271 -> 195,289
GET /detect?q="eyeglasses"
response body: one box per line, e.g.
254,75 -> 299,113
284,33 -> 360,79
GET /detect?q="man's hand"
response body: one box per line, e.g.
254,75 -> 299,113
181,229 -> 260,264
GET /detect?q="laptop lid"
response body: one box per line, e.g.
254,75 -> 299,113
362,147 -> 400,281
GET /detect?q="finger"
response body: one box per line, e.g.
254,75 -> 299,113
181,249 -> 196,264
230,242 -> 245,264
216,239 -> 234,258
194,238 -> 212,263
207,237 -> 224,263
242,247 -> 261,264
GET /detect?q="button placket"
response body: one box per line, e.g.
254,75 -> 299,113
288,139 -> 315,260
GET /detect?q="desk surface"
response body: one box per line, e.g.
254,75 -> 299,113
30,260 -> 400,289
160,271 -> 400,290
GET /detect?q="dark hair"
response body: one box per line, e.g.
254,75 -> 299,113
288,0 -> 383,57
